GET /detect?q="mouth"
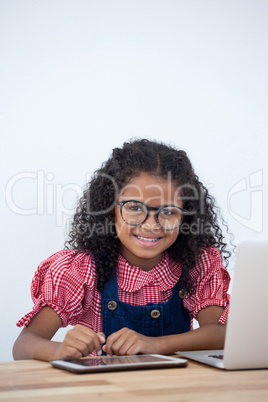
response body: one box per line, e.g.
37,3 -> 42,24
134,235 -> 162,242
133,234 -> 163,247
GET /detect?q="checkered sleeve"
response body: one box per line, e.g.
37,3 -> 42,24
16,250 -> 96,328
183,247 -> 231,324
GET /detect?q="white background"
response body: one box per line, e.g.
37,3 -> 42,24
1,0 -> 267,361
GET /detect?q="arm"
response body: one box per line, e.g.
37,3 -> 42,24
13,306 -> 105,361
155,305 -> 226,354
103,306 -> 226,356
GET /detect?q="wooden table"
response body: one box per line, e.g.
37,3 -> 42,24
0,358 -> 267,401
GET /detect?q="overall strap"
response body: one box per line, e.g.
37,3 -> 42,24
101,271 -> 118,299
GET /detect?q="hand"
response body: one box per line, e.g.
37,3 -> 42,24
102,327 -> 159,356
56,324 -> 105,359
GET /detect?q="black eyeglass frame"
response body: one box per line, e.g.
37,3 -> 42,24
115,200 -> 188,231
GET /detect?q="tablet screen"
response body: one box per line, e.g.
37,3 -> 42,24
64,354 -> 173,366
50,354 -> 188,373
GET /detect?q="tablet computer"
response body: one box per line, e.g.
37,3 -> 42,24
50,354 -> 188,373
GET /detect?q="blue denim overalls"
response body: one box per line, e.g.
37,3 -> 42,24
101,272 -> 191,338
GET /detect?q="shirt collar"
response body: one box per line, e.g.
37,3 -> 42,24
116,252 -> 182,293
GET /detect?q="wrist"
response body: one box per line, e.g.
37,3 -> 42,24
154,335 -> 180,355
32,340 -> 62,362
148,336 -> 168,355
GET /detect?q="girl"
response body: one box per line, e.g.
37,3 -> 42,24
13,139 -> 231,361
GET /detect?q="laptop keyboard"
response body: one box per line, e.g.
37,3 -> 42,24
208,354 -> 224,360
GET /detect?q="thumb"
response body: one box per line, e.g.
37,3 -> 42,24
97,332 -> 106,344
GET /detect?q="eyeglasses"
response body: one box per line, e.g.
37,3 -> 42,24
115,200 -> 188,231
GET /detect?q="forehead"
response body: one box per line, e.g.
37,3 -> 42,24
119,172 -> 181,204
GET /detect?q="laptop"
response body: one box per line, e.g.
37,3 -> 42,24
176,241 -> 268,370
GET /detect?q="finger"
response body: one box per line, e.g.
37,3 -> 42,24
112,334 -> 140,356
59,345 -> 83,359
106,328 -> 135,356
110,336 -> 128,356
65,326 -> 102,356
75,326 -> 104,353
122,342 -> 143,356
95,333 -> 106,355
90,335 -> 103,356
97,332 -> 106,344
65,334 -> 93,357
104,330 -> 126,356
109,331 -> 147,356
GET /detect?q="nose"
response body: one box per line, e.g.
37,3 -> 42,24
140,211 -> 161,232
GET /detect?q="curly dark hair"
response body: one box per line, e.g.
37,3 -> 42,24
66,138 -> 231,292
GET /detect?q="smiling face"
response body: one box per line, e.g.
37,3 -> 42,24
115,172 -> 183,271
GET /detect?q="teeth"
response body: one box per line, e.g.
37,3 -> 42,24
136,236 -> 160,242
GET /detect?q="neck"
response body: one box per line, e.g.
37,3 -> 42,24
119,245 -> 164,271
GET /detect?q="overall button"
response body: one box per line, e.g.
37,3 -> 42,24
107,300 -> 118,311
150,309 -> 161,319
178,289 -> 188,299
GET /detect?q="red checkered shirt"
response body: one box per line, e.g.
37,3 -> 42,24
17,247 -> 230,331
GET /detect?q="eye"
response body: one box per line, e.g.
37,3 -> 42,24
129,205 -> 142,212
160,208 -> 173,216
159,207 -> 181,217
124,202 -> 144,213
